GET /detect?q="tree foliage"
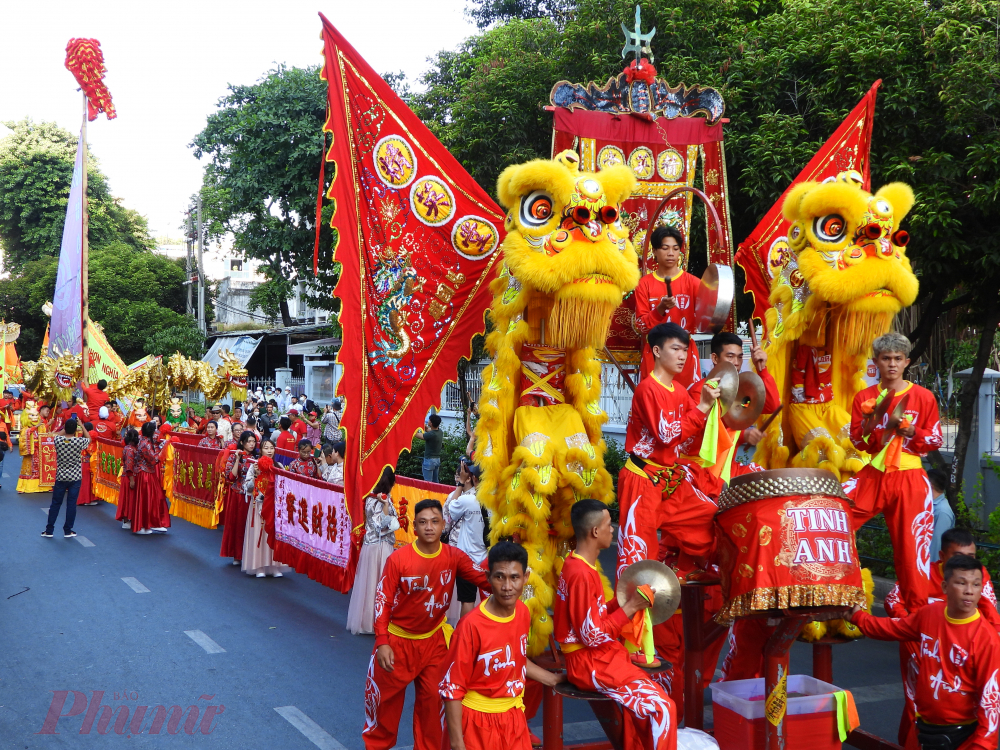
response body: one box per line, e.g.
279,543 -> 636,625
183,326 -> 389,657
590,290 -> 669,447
0,119 -> 155,273
191,65 -> 338,328
0,243 -> 193,364
144,322 -> 207,360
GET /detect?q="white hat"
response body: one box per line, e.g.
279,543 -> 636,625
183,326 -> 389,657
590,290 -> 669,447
285,387 -> 291,392
99,406 -> 109,419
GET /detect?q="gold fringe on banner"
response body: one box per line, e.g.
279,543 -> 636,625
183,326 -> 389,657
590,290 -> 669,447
715,583 -> 867,625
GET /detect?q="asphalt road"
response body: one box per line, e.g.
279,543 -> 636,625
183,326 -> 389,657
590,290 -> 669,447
0,478 -> 908,749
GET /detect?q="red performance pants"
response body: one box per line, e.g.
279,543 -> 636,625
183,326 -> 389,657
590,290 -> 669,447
458,706 -> 531,750
848,466 -> 933,613
362,631 -> 448,750
719,618 -> 775,682
565,646 -> 676,750
616,466 -> 716,580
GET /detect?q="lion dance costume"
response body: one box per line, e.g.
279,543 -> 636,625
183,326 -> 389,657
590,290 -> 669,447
754,171 -> 918,481
474,151 -> 640,653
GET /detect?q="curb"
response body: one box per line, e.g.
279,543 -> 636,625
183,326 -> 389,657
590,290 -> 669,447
871,574 -> 895,603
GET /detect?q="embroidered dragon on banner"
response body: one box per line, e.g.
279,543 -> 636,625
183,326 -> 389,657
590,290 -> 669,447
474,150 -> 640,654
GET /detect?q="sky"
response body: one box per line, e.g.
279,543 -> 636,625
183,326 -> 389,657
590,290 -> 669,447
0,0 -> 479,241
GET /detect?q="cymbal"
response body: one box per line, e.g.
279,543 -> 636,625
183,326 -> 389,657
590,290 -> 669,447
883,392 -> 911,446
616,560 -> 681,626
694,264 -> 735,334
723,371 -> 767,430
862,387 -> 895,437
704,362 -> 739,415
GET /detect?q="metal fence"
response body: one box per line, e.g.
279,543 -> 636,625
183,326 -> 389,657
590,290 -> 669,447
442,363 -> 487,412
245,376 -> 305,398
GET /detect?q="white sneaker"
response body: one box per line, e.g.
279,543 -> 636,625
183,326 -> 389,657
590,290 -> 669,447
122,521 -> 131,529
151,527 -> 168,533
256,572 -> 266,578
272,572 -> 283,578
135,529 -> 153,535
232,560 -> 240,565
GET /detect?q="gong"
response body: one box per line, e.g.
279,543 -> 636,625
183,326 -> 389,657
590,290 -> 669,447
694,264 -> 735,334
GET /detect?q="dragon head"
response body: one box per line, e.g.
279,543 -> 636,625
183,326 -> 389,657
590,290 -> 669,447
771,171 -> 919,354
496,150 -> 640,349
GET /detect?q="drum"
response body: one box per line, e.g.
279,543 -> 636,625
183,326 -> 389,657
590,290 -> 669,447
714,469 -> 866,624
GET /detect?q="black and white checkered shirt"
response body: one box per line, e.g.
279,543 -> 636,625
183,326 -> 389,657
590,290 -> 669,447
53,436 -> 91,482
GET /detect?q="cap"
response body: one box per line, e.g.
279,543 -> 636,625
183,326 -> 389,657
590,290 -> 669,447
99,406 -> 109,419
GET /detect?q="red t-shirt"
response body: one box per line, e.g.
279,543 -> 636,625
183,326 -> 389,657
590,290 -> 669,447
439,600 -> 530,703
92,418 -> 118,439
291,420 -> 308,440
373,541 -> 489,648
81,384 -> 110,412
634,269 -> 701,385
624,373 -> 706,466
850,382 -> 943,458
886,564 -> 1000,632
275,431 -> 298,452
853,603 -> 1000,747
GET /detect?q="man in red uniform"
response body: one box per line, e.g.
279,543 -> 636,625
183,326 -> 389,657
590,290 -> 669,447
65,396 -> 90,426
91,406 -> 119,439
847,332 -> 943,614
0,388 -> 22,438
616,322 -> 720,582
440,541 -> 563,750
555,499 -> 676,750
884,528 -> 1000,747
364,499 -> 490,750
633,226 -> 702,386
683,331 -> 780,479
851,554 -> 1000,750
81,379 -> 110,413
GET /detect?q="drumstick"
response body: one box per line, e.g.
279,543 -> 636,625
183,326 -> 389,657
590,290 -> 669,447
748,321 -> 759,373
666,277 -> 673,299
758,404 -> 783,432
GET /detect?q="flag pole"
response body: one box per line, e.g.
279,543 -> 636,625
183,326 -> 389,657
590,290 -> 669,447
81,91 -> 90,385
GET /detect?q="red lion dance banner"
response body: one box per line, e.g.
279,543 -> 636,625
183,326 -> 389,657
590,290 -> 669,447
319,14 -> 504,589
735,81 -> 880,333
92,436 -> 122,504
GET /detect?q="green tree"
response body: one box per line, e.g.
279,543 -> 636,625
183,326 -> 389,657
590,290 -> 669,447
0,243 -> 194,364
144,322 -> 206,360
191,65 -> 338,328
0,119 -> 155,273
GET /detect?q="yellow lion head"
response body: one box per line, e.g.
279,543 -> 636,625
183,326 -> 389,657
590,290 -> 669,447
495,150 -> 640,349
769,171 -> 919,356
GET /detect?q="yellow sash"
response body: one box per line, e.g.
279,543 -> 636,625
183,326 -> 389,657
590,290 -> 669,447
387,619 -> 454,647
461,690 -> 525,713
559,642 -> 585,654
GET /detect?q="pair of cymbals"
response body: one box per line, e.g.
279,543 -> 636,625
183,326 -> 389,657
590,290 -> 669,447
882,392 -> 911,446
615,560 -> 681,625
703,363 -> 767,430
862,388 -> 895,437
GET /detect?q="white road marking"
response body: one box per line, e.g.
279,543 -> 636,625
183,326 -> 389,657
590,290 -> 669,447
3,471 -> 9,477
41,508 -> 48,514
274,706 -> 347,750
75,536 -> 95,547
184,630 -> 225,654
851,682 -> 904,704
121,577 -> 149,593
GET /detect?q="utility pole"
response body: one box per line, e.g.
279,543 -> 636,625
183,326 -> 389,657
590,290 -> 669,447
185,211 -> 194,317
197,196 -> 206,334
80,91 -> 90,384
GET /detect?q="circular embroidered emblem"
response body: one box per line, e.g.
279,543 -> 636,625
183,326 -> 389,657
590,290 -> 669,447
451,215 -> 500,260
373,135 -> 417,189
657,148 -> 684,181
628,147 -> 655,180
409,176 -> 455,227
767,237 -> 792,279
598,145 -> 626,171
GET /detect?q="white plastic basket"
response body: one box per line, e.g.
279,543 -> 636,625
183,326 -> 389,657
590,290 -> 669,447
710,675 -> 841,720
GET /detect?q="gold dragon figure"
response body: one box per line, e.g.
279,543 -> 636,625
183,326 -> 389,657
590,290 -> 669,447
754,171 -> 919,480
474,150 -> 640,653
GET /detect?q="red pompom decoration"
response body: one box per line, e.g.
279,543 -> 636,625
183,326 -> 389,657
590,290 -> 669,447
65,38 -> 117,121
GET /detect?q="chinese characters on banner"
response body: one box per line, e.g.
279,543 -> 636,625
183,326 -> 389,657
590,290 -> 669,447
171,442 -> 222,528
92,436 -> 122,504
39,435 -> 57,489
273,469 -> 351,570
